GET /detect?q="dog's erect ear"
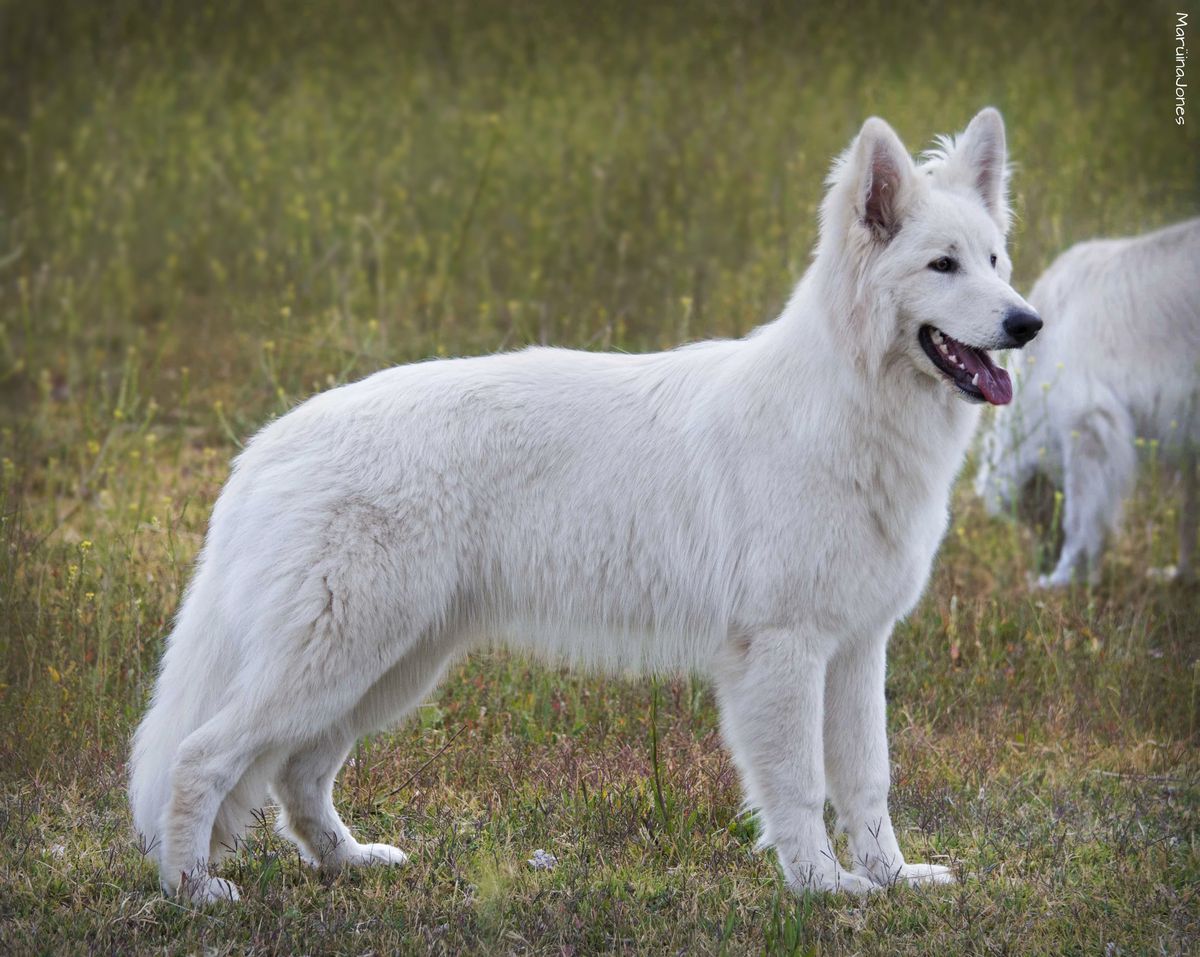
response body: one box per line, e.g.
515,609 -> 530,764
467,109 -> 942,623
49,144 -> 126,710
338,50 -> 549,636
853,117 -> 915,242
944,107 -> 1010,233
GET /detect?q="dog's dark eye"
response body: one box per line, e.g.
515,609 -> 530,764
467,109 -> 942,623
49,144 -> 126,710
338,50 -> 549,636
990,254 -> 998,268
929,257 -> 957,273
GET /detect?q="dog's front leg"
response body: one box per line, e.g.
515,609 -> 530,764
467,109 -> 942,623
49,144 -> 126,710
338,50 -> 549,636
714,628 -> 877,895
823,633 -> 954,888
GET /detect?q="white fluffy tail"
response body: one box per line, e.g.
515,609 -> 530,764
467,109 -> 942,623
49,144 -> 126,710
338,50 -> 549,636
128,567 -> 265,864
129,692 -> 185,857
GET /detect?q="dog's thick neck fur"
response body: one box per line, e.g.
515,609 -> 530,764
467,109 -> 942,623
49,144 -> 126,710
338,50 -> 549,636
748,268 -> 978,556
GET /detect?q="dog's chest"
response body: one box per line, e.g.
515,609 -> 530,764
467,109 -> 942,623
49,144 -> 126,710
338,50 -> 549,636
738,426 -> 962,634
826,485 -> 947,633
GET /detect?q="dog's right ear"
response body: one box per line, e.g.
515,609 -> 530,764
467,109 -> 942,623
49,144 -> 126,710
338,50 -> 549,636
852,118 -> 915,242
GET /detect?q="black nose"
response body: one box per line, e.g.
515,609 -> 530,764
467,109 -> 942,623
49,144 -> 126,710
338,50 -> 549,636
1003,309 -> 1042,345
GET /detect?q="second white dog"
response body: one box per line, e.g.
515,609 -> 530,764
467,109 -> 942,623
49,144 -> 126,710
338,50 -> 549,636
130,108 -> 1039,901
976,218 -> 1200,586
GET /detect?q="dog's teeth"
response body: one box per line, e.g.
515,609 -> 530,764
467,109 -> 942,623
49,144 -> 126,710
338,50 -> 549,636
933,330 -> 943,343
939,344 -> 949,355
971,373 -> 979,385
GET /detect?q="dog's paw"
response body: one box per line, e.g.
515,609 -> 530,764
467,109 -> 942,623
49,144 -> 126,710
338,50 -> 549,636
179,874 -> 241,904
789,867 -> 882,896
342,842 -> 409,868
867,861 -> 955,888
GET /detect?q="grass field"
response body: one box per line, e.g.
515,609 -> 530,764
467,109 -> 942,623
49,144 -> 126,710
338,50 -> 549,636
2,0 -> 1198,953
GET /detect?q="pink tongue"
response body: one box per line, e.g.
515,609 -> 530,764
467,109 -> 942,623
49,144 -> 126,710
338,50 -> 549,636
956,345 -> 1013,406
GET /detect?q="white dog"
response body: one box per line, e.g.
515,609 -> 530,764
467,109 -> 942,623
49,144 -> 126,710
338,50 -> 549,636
130,108 -> 1040,902
976,218 -> 1200,587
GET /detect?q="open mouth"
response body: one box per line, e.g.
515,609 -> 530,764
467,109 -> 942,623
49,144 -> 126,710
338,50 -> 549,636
918,326 -> 1012,405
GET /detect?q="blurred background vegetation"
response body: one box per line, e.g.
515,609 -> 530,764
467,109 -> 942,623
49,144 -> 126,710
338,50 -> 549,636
1,1 -> 1197,953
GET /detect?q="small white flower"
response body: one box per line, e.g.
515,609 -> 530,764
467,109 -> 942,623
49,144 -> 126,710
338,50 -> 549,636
527,849 -> 557,871
48,844 -> 66,858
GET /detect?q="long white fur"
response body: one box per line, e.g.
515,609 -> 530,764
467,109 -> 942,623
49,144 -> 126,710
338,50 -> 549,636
976,218 -> 1200,586
129,108 -> 1036,902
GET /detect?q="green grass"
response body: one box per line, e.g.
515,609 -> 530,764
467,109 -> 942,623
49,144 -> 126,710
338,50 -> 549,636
2,0 -> 1198,952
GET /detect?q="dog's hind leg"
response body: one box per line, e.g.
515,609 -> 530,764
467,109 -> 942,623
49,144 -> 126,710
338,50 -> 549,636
272,729 -> 402,869
1177,440 -> 1197,581
162,703 -> 286,901
161,660 -> 382,903
208,751 -> 279,862
272,637 -> 459,870
1041,408 -> 1135,588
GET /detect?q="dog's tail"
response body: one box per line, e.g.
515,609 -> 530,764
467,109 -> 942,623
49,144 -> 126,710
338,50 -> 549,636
128,557 -> 262,865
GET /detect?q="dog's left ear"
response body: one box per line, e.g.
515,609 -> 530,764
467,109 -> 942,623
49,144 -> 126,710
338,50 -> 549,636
852,117 -> 916,243
945,107 -> 1010,234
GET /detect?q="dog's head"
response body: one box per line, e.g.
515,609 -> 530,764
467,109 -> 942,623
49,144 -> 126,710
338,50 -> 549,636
816,108 -> 1039,405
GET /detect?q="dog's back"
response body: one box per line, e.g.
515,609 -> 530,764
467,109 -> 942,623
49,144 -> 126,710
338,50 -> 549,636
1028,218 -> 1200,442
